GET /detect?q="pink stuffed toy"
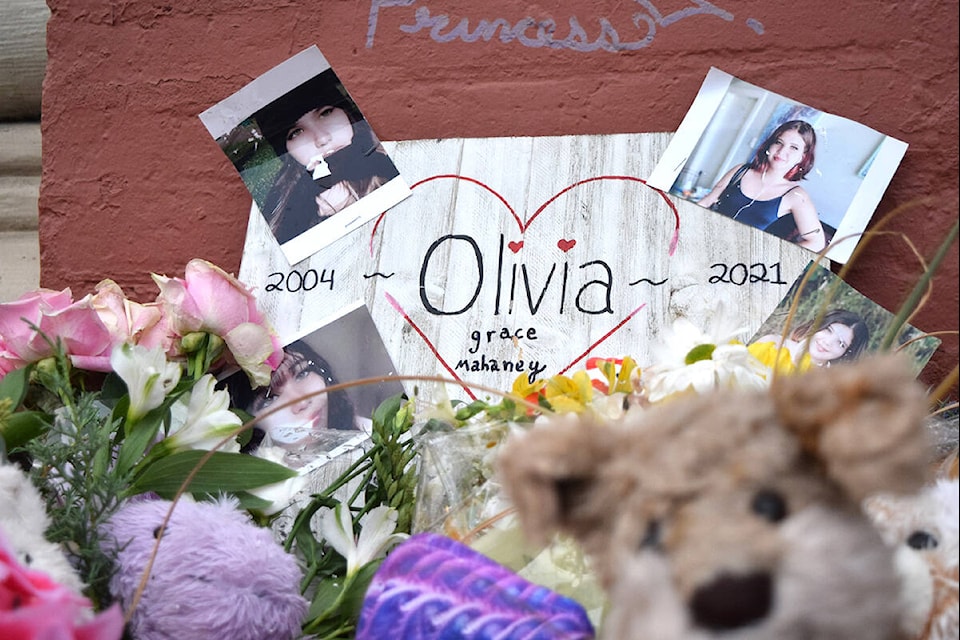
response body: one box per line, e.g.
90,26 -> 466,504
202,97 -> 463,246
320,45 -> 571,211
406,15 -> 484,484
101,496 -> 307,640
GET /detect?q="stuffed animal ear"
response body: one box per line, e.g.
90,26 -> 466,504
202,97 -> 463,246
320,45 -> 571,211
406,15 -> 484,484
498,414 -> 625,547
771,354 -> 932,502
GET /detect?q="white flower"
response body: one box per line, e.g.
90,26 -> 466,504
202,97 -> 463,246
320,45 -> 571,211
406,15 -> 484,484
246,445 -> 307,515
641,316 -> 768,403
110,343 -> 181,422
164,374 -> 242,452
318,504 -> 407,576
652,316 -> 749,368
643,343 -> 769,403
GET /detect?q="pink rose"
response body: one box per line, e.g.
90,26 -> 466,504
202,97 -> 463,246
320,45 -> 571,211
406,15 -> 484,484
1,532 -> 124,640
0,289 -> 114,376
0,289 -> 73,369
91,280 -> 172,353
153,259 -> 283,386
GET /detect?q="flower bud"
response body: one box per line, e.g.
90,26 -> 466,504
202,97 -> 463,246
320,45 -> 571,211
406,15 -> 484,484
179,332 -> 208,354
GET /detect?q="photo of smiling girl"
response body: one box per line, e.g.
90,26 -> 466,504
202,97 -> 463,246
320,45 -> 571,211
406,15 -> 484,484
699,120 -> 826,252
748,308 -> 870,373
646,68 -> 910,264
253,69 -> 400,245
747,262 -> 941,378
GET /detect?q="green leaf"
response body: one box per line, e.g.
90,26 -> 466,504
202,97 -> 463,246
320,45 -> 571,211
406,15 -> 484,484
232,408 -> 256,447
0,365 -> 32,406
454,400 -> 491,421
115,406 -> 165,476
306,577 -> 347,620
110,396 -> 130,430
0,410 -> 50,450
97,372 -> 127,407
341,561 -> 380,619
128,450 -> 297,497
371,394 -> 404,432
294,524 -> 321,566
231,490 -> 275,512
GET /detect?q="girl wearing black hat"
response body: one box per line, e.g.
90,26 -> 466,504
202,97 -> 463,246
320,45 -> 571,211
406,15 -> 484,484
255,70 -> 399,244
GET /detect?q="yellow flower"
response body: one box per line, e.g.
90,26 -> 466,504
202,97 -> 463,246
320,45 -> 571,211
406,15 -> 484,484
542,371 -> 594,414
511,374 -> 545,400
586,356 -> 639,395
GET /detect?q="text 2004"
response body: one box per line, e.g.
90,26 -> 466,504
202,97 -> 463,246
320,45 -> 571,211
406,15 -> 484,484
264,269 -> 335,293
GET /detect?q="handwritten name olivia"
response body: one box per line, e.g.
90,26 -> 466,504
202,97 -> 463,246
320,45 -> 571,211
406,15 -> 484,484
366,0 -> 763,51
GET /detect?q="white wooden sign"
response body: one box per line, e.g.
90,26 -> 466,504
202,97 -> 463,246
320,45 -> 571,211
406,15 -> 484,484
239,133 -> 813,400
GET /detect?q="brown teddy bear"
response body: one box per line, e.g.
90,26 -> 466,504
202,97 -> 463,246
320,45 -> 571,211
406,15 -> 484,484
498,355 -> 933,639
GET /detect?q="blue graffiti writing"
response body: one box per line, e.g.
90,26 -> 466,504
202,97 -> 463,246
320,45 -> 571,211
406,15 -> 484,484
366,0 -> 762,50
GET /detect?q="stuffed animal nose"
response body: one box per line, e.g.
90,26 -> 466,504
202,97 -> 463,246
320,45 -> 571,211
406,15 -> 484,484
689,571 -> 773,631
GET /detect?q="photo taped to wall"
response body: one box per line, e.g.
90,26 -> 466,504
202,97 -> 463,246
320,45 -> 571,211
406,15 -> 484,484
647,68 -> 907,264
200,46 -> 411,266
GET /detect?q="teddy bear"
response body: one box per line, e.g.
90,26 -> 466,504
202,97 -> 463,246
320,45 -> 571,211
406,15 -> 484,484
100,495 -> 309,640
498,355 -> 933,639
0,461 -> 85,593
865,446 -> 959,640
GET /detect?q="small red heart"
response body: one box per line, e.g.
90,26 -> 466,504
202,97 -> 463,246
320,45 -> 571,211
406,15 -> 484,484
557,239 -> 576,252
508,240 -> 524,253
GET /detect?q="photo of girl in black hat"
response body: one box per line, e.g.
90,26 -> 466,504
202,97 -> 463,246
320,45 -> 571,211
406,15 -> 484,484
251,69 -> 400,244
205,48 -> 409,263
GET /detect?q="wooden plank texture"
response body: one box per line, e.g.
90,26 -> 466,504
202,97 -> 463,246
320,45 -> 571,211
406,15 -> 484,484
240,133 -> 814,400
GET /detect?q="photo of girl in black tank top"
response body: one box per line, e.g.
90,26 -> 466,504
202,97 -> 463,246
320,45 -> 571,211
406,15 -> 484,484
699,120 -> 826,252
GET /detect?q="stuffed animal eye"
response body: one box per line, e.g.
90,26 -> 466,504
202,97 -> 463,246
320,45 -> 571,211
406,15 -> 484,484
750,489 -> 788,523
640,520 -> 662,550
153,526 -> 164,539
906,530 -> 937,550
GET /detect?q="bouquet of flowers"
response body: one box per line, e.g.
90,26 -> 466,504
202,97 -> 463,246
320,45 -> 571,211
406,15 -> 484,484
2,254 -> 955,640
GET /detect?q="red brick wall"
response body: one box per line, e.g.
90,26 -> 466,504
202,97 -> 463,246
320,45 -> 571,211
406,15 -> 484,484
40,0 -> 958,393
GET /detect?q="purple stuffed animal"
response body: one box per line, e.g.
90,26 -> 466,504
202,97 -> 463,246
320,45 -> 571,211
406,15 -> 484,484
101,496 -> 307,640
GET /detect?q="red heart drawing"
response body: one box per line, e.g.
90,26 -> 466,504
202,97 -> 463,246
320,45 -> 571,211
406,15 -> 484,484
371,174 -> 679,398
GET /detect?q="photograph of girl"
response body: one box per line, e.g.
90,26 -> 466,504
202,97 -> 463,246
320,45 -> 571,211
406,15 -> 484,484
227,340 -> 366,469
251,69 -> 400,245
223,303 -> 405,470
748,262 -> 940,376
699,119 -> 826,252
646,68 -> 908,264
202,46 -> 411,265
749,308 -> 870,373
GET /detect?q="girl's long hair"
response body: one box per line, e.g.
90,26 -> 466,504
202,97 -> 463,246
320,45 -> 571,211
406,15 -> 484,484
261,120 -> 398,242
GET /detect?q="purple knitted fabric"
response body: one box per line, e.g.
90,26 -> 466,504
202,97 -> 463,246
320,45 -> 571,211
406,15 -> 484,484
357,533 -> 595,639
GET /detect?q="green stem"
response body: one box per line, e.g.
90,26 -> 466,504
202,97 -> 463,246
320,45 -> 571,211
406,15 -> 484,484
300,561 -> 321,593
315,621 -> 355,640
880,218 -> 959,350
284,448 -> 379,552
301,574 -> 357,634
346,464 -> 378,512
